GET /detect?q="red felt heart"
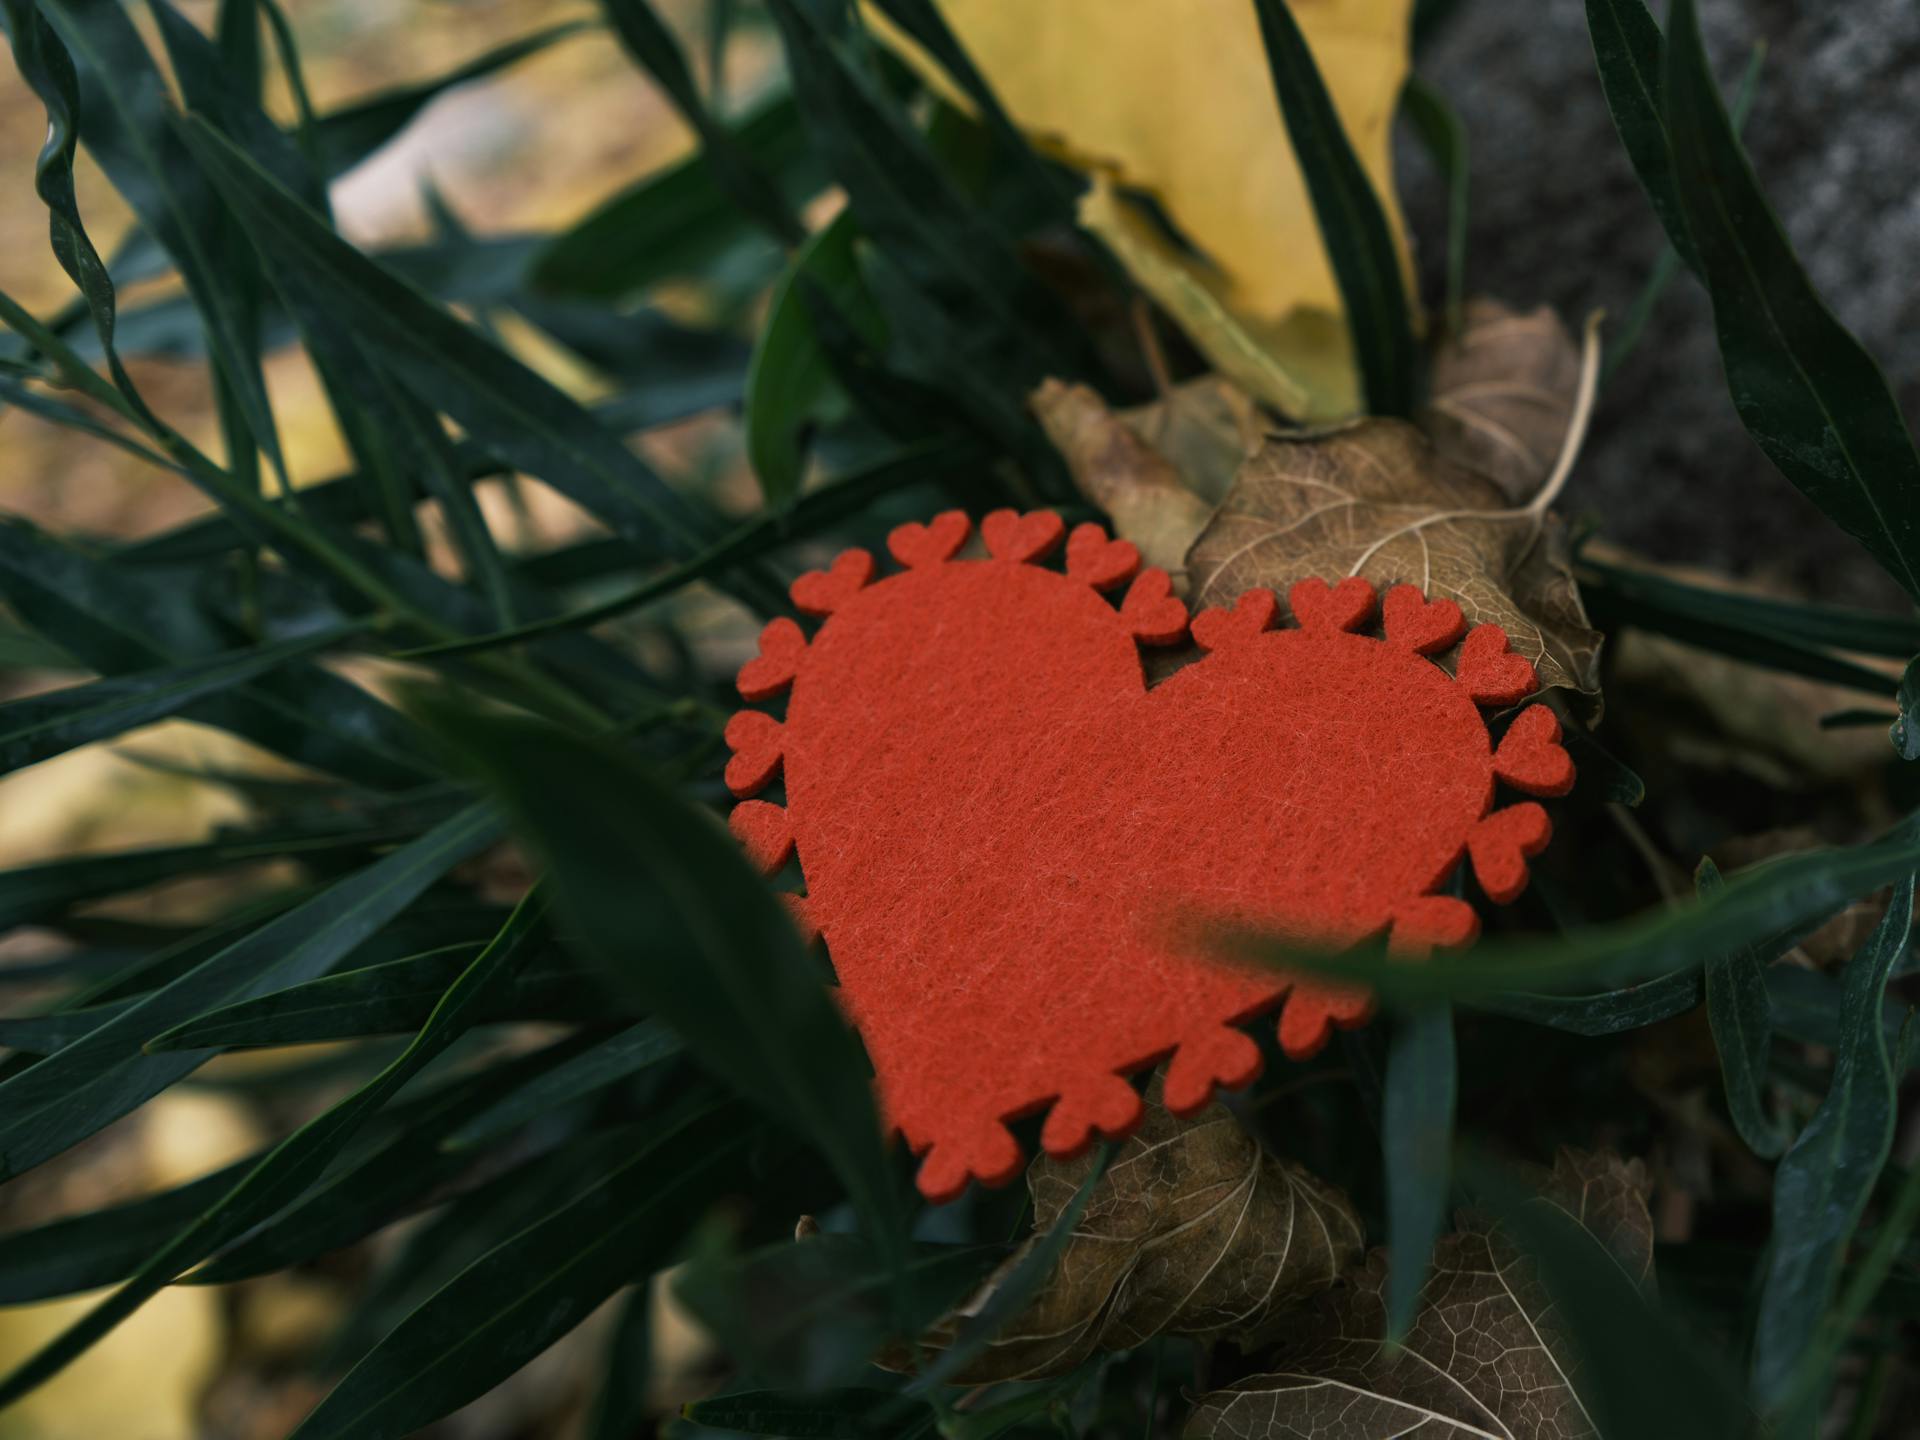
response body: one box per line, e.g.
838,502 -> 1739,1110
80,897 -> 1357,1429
1493,703 -> 1576,796
1064,522 -> 1140,590
1456,623 -> 1540,706
1288,576 -> 1376,634
791,549 -> 876,616
1381,584 -> 1466,655
889,510 -> 971,569
981,507 -> 1066,563
728,512 -> 1573,1202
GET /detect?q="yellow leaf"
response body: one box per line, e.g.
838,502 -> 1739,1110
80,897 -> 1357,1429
866,0 -> 1416,417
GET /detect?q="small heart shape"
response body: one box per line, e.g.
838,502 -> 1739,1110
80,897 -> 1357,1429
736,617 -> 808,700
1120,568 -> 1189,644
1493,704 -> 1574,796
791,549 -> 875,616
1288,576 -> 1376,633
723,711 -> 784,797
889,510 -> 971,569
1457,624 -> 1539,705
1191,588 -> 1278,651
981,508 -> 1066,563
1381,584 -> 1466,654
1065,523 -> 1140,589
1469,802 -> 1552,903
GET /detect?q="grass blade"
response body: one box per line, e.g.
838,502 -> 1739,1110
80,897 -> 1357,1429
1582,0 -> 1698,271
598,0 -> 802,244
1383,1004 -> 1456,1339
1252,0 -> 1416,417
1751,874 -> 1915,1417
1401,74 -> 1468,332
0,886 -> 546,1406
287,1103 -> 746,1440
0,805 -> 497,1185
418,701 -> 911,1272
1696,858 -> 1789,1158
173,114 -> 708,562
0,624 -> 362,778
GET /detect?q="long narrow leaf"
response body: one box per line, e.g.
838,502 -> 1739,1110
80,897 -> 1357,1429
0,623 -> 362,778
1665,0 -> 1920,603
1252,0 -> 1416,417
419,701 -> 911,1271
1751,875 -> 1915,1416
0,885 -> 544,1406
0,805 -> 497,1186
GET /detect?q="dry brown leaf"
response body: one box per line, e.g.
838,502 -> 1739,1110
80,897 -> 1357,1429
1122,375 -> 1263,509
1422,299 -> 1583,506
1033,379 -> 1218,580
898,1076 -> 1362,1384
1186,419 -> 1605,708
1184,1149 -> 1653,1440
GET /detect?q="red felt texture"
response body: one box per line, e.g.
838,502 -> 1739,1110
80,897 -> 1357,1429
725,509 -> 1574,1203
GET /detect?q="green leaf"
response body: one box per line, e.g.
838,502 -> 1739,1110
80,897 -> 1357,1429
1891,656 -> 1920,761
1600,39 -> 1764,384
0,623 -> 361,778
1401,75 -> 1468,332
1665,0 -> 1920,603
32,0 -> 291,486
287,1103 -> 748,1440
1697,858 -> 1789,1158
144,944 -> 606,1050
1751,874 -> 1915,1418
1382,1005 -> 1456,1339
418,701 -> 912,1270
1582,0 -> 1699,271
173,114 -> 709,562
745,209 -> 872,508
0,819 -> 430,932
186,1030 -> 594,1286
1243,811 -> 1920,1004
0,1154 -> 258,1303
0,518 -> 436,789
0,886 -> 546,1406
1252,0 -> 1416,417
444,1018 -> 683,1150
598,0 -> 802,244
531,94 -> 825,301
764,0 -> 1092,383
0,804 -> 497,1186
1577,551 -> 1920,661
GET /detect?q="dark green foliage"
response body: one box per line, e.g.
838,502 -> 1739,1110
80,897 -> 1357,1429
0,0 -> 1912,1433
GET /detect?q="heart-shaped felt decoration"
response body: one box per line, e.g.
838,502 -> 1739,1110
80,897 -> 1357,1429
727,510 -> 1574,1202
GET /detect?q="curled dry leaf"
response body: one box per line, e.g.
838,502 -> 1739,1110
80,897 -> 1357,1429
1186,418 -> 1605,711
1185,1149 -> 1653,1440
1422,299 -> 1584,506
892,1075 -> 1363,1384
1033,378 -> 1220,580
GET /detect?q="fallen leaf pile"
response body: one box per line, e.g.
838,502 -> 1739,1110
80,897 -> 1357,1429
897,1076 -> 1363,1384
1183,1149 -> 1654,1439
1040,300 -> 1606,713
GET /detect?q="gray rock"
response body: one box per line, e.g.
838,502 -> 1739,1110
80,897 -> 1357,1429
1401,0 -> 1920,607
